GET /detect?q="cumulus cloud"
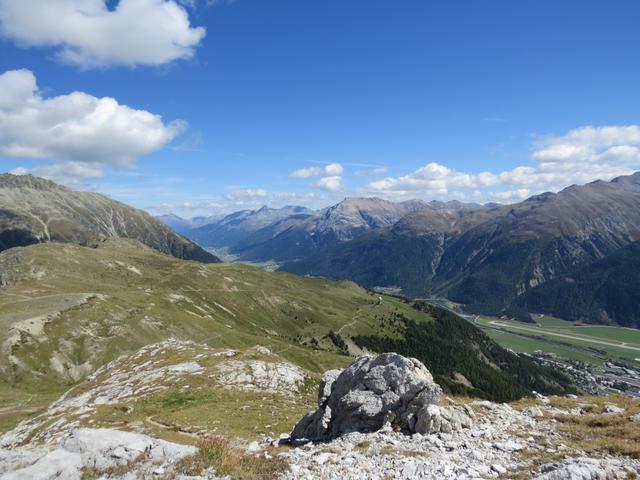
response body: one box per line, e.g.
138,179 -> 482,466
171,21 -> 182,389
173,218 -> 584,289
315,176 -> 343,192
489,189 -> 531,202
290,162 -> 344,192
289,162 -> 344,179
10,162 -> 105,186
0,69 -> 184,182
365,125 -> 640,202
0,0 -> 205,68
324,162 -> 344,176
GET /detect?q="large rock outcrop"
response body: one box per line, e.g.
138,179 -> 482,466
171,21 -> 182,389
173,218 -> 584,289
291,353 -> 472,441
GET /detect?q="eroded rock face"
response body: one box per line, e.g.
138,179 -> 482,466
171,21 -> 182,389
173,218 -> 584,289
291,353 -> 470,441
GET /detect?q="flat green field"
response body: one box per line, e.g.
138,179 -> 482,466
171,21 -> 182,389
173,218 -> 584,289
475,314 -> 640,366
484,329 -> 601,364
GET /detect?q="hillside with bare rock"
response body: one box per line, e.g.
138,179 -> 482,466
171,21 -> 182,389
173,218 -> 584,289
1,347 -> 638,479
0,174 -> 219,263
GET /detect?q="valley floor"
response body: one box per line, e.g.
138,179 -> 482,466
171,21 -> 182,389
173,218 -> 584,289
455,310 -> 640,397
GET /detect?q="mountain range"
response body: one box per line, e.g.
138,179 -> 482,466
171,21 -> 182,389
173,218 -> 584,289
0,174 -> 219,263
165,172 -> 640,327
166,197 -> 480,263
186,205 -> 313,254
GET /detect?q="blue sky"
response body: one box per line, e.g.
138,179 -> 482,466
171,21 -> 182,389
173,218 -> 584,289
1,0 -> 640,216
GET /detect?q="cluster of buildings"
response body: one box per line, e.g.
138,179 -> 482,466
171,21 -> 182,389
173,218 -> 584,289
525,352 -> 640,397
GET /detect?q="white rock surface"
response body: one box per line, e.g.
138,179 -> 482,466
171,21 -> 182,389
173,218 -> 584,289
602,404 -> 625,414
215,359 -> 305,394
0,428 -> 196,480
0,340 -> 303,450
0,339 -> 211,448
536,457 -> 637,479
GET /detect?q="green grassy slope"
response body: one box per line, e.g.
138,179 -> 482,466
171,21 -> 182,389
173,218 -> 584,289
0,240 -> 423,398
0,239 -> 574,432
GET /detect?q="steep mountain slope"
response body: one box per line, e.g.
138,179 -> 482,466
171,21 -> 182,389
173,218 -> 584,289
283,206 -> 498,293
233,198 -> 479,263
282,173 -> 640,322
518,240 -> 640,328
0,174 -> 219,263
438,173 -> 640,313
0,239 -> 571,416
187,205 -> 312,250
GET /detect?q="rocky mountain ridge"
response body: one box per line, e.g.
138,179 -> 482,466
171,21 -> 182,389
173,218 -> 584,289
0,174 -> 219,263
186,204 -> 313,252
187,197 -> 482,264
282,172 -> 640,323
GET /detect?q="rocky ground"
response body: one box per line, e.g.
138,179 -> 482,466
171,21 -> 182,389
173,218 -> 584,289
279,401 -> 638,479
1,341 -> 638,479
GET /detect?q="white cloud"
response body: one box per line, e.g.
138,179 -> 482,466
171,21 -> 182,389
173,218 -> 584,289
145,188 -> 328,218
225,188 -> 268,201
366,163 -> 479,196
364,125 -> 640,203
355,166 -> 388,177
289,162 -> 344,178
0,69 -> 184,182
10,162 -> 105,186
0,0 -> 205,68
290,162 -> 345,192
489,189 -> 531,202
289,166 -> 323,178
315,176 -> 343,192
324,162 -> 344,176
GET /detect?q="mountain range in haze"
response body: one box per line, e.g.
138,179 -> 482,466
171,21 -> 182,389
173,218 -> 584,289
161,172 -> 640,328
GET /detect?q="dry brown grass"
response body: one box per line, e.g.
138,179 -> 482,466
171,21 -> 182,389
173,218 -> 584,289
175,436 -> 289,480
551,396 -> 640,458
377,446 -> 425,457
510,449 -> 570,480
81,458 -> 144,480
